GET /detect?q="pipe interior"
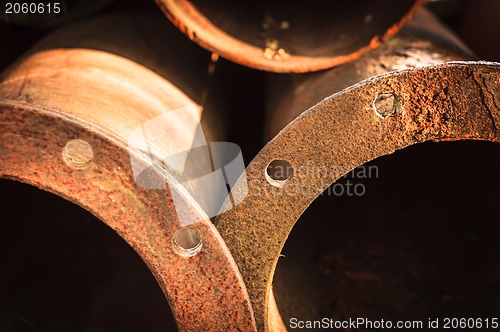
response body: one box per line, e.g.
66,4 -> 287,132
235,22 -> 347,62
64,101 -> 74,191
273,140 -> 500,326
190,0 -> 417,58
0,179 -> 177,331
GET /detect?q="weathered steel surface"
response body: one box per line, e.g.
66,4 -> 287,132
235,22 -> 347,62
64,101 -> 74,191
215,62 -> 500,331
0,100 -> 256,331
156,0 -> 423,73
265,8 -> 475,139
0,3 -> 257,328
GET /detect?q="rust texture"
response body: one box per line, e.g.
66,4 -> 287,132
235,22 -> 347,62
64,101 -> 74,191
0,2 -> 257,331
155,0 -> 424,73
0,100 -> 256,331
2,1 -> 499,331
215,62 -> 500,331
265,8 -> 475,139
5,0 -> 229,144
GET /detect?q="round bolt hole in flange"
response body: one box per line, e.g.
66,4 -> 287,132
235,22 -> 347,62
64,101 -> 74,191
172,227 -> 203,257
62,139 -> 94,169
265,159 -> 294,188
373,92 -> 401,118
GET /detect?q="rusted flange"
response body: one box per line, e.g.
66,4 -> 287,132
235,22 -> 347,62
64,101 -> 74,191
215,62 -> 500,331
155,0 -> 424,73
262,8 -> 476,327
0,48 -> 257,331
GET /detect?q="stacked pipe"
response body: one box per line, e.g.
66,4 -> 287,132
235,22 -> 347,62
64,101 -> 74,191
0,2 -> 255,331
1,1 -> 500,331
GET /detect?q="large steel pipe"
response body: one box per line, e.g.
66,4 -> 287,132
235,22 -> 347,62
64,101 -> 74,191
0,1 -> 257,331
155,0 -> 424,73
214,9 -> 498,331
216,60 -> 500,331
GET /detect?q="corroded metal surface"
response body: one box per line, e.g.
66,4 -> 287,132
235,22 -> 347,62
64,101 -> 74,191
215,62 -> 500,331
0,100 -> 256,331
0,3 -> 257,329
156,0 -> 424,73
265,8 -> 475,139
14,0 -> 227,144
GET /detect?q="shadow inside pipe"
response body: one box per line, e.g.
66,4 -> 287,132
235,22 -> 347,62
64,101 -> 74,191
273,140 -> 500,330
0,179 -> 178,332
190,0 -> 417,58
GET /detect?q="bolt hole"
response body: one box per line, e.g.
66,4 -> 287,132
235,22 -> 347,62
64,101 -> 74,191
265,159 -> 293,188
63,139 -> 93,169
172,228 -> 203,257
373,92 -> 400,118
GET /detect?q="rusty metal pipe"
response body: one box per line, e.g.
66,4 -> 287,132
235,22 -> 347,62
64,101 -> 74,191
0,1 -> 257,331
155,0 -> 424,73
214,8 -> 490,332
10,0 -> 227,144
265,8 -> 475,140
216,60 -> 500,331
